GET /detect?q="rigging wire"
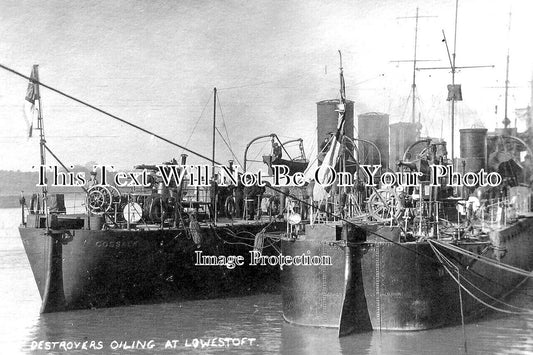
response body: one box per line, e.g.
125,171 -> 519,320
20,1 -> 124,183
0,63 -> 215,164
429,242 -> 529,310
11,64 -> 531,314
214,91 -> 243,166
215,126 -> 243,167
429,241 -> 533,315
3,62 -> 532,288
43,143 -> 87,193
431,239 -> 533,277
0,68 -> 494,271
215,91 -> 234,150
435,246 -> 533,312
248,140 -> 270,169
182,93 -> 212,153
218,78 -> 295,91
400,90 -> 413,122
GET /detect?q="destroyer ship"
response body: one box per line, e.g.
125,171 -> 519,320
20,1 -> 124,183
281,46 -> 533,336
13,65 -> 288,313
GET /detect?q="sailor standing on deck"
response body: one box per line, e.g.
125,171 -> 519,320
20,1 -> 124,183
88,171 -> 98,186
273,142 -> 282,160
234,180 -> 244,218
244,184 -> 264,220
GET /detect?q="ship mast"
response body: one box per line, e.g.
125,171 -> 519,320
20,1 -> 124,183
31,65 -> 48,200
339,51 -> 346,111
311,51 -> 347,204
32,66 -> 47,179
339,50 -> 346,188
411,8 -> 419,124
395,8 -> 437,125
31,64 -> 49,228
417,0 -> 493,160
212,87 -> 217,175
503,11 -> 512,130
450,0 -> 459,160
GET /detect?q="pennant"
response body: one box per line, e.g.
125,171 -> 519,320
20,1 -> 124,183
312,106 -> 346,202
25,66 -> 40,104
23,65 -> 40,138
312,53 -> 348,202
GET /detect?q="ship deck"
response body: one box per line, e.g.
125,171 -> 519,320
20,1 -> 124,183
24,212 -> 285,231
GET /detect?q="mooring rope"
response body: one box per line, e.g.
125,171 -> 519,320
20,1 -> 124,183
429,241 -> 533,316
3,62 -> 532,281
430,242 -> 533,312
430,239 -> 533,278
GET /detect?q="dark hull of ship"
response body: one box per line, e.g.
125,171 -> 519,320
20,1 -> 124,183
281,218 -> 533,335
20,221 -> 283,313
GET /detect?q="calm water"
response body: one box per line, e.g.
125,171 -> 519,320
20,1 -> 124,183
1,207 -> 532,355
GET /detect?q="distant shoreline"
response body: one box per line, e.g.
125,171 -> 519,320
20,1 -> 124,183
0,195 -> 20,209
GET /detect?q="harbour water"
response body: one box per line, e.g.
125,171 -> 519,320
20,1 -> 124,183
1,207 -> 532,354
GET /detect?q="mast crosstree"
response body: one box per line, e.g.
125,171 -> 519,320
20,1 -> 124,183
416,0 -> 493,160
394,7 -> 438,124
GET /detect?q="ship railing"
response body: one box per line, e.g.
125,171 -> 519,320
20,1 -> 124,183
23,191 -> 87,216
181,185 -> 214,219
64,192 -> 87,214
427,198 -> 514,236
400,199 -> 475,240
478,198 -> 516,230
308,192 -> 365,225
383,195 -> 523,239
20,191 -> 88,229
309,199 -> 337,224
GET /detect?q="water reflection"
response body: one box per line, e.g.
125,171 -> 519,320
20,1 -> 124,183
26,296 -> 284,354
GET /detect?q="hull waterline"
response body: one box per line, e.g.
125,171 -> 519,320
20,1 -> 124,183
281,219 -> 533,335
20,222 -> 283,313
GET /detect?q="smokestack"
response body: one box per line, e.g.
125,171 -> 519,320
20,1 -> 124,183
316,99 -> 354,156
357,112 -> 390,169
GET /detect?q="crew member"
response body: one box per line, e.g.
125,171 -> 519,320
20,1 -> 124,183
273,142 -> 282,160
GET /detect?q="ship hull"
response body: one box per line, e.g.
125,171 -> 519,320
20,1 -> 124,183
281,218 -> 533,335
281,223 -> 373,336
20,222 -> 283,313
362,219 -> 533,331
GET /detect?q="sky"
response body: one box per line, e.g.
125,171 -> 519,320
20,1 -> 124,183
0,0 -> 532,172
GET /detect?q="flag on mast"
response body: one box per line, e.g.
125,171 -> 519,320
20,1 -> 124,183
23,65 -> 40,138
312,51 -> 347,202
312,105 -> 346,201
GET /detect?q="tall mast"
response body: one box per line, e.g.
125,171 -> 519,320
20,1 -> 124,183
411,7 -> 419,124
32,65 -> 48,196
395,8 -> 437,124
417,0 -> 493,161
503,11 -> 512,130
30,64 -> 49,228
450,0 -> 459,160
34,65 -> 46,168
504,48 -> 510,129
211,87 -> 217,176
339,51 -> 346,192
339,50 -> 345,106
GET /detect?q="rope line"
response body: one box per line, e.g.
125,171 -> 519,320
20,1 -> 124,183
214,92 -> 235,155
429,241 -> 533,315
183,94 -> 212,152
0,63 -> 215,164
4,62 -> 532,283
431,239 -> 533,278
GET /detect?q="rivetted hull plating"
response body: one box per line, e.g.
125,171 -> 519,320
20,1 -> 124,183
281,219 -> 533,335
20,222 -> 283,313
361,220 -> 533,331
